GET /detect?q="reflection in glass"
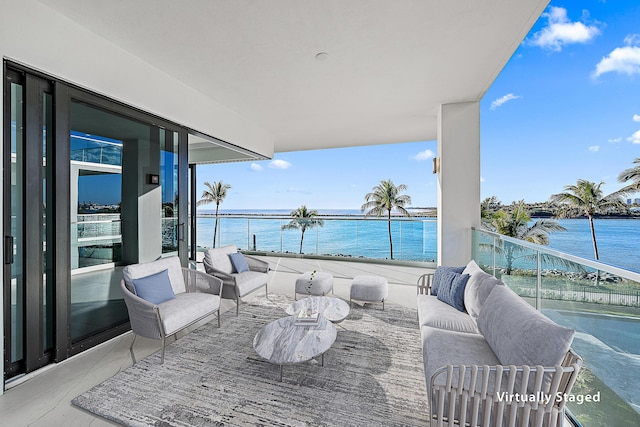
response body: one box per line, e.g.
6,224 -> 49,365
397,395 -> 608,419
69,101 -> 138,342
10,82 -> 24,363
161,130 -> 179,255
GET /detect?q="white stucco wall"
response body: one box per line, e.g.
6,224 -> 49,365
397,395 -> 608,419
437,102 -> 481,266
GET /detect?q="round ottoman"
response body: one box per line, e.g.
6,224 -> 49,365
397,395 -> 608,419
295,271 -> 334,299
350,275 -> 389,310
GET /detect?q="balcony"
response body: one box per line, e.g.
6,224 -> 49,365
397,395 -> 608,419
0,255 -> 427,425
3,225 -> 638,425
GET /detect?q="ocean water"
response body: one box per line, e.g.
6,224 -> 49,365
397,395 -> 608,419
195,210 -> 640,273
196,209 -> 438,262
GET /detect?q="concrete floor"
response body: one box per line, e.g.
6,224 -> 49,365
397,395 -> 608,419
0,256 -> 430,426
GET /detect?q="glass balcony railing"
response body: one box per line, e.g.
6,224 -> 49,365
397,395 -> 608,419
472,227 -> 640,426
195,214 -> 438,262
70,146 -> 122,166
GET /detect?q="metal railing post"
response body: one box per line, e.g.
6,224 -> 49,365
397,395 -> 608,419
536,250 -> 541,310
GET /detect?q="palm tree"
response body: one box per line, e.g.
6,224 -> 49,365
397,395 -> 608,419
196,180 -> 231,248
488,201 -> 567,274
551,179 -> 626,260
617,158 -> 640,195
361,179 -> 411,260
282,205 -> 324,254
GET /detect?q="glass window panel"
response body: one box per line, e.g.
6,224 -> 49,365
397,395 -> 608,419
161,130 -> 179,255
70,101 -> 143,342
10,82 -> 24,363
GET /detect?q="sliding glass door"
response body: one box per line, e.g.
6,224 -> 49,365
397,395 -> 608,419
3,70 -> 55,378
3,63 -> 188,382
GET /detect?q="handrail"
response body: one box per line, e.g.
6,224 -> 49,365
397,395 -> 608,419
472,226 -> 640,283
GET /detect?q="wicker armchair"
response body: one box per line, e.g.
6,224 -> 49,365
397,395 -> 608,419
121,256 -> 223,363
203,245 -> 269,315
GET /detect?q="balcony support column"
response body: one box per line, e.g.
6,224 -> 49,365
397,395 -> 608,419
437,102 -> 481,266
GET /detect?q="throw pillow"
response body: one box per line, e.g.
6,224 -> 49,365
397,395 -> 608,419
462,260 -> 504,320
229,252 -> 250,273
436,272 -> 470,312
431,265 -> 465,296
130,269 -> 176,305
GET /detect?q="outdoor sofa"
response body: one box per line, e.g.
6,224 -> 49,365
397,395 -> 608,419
121,256 -> 224,364
417,260 -> 583,427
204,245 -> 269,315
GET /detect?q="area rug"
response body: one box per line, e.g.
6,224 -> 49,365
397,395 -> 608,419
72,294 -> 428,426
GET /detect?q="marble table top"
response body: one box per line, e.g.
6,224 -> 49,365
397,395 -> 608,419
253,316 -> 337,365
285,296 -> 350,323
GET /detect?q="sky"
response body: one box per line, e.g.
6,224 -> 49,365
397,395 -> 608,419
197,1 -> 640,211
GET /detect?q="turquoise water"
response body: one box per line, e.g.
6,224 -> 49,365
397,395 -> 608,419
196,209 -> 437,262
195,210 -> 640,272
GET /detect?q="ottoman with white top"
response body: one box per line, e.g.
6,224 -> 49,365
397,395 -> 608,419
350,275 -> 389,310
295,271 -> 333,300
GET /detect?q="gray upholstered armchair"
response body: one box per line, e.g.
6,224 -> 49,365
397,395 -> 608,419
203,245 -> 269,315
120,256 -> 223,363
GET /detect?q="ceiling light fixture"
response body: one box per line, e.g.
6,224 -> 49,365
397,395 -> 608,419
315,52 -> 329,61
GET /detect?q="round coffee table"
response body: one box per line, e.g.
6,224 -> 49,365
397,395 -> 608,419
285,296 -> 350,323
253,316 -> 337,381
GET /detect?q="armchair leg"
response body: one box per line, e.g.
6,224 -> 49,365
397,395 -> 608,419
130,334 -> 137,364
160,335 -> 166,364
217,309 -> 221,327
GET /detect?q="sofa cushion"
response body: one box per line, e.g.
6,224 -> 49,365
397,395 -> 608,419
158,293 -> 220,336
436,272 -> 469,312
462,260 -> 503,320
478,285 -> 575,368
417,295 -> 479,334
229,252 -> 250,273
123,256 -> 186,294
131,269 -> 176,305
235,271 -> 268,297
204,245 -> 237,274
432,265 -> 465,296
421,326 -> 500,395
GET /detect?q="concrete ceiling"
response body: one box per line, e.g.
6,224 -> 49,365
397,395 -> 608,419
39,0 -> 549,153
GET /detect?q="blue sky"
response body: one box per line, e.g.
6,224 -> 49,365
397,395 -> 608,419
197,1 -> 640,211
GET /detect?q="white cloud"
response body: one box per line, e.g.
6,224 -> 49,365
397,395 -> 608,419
528,7 -> 600,52
628,130 -> 640,144
608,137 -> 622,143
593,46 -> 640,78
250,163 -> 263,171
480,176 -> 486,183
588,145 -> 600,152
413,149 -> 435,161
633,114 -> 640,122
269,159 -> 292,169
490,93 -> 520,110
625,34 -> 640,46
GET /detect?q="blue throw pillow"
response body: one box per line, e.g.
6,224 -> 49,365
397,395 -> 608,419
437,272 -> 470,312
130,269 -> 176,305
229,252 -> 250,273
431,265 -> 465,296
